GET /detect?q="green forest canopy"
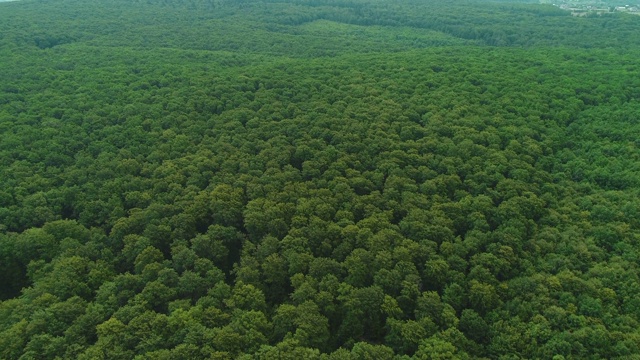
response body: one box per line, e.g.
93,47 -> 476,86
1,0 -> 640,358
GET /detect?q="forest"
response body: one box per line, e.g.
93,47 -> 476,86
1,0 -> 640,358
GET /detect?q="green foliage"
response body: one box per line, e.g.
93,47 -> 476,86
1,0 -> 640,358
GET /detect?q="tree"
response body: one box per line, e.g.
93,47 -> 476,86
338,285 -> 386,344
415,335 -> 470,360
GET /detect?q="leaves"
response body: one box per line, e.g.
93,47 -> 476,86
2,0 -> 640,358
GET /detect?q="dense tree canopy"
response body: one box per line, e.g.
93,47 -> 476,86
2,0 -> 640,358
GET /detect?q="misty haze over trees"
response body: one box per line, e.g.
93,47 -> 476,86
1,0 -> 640,358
